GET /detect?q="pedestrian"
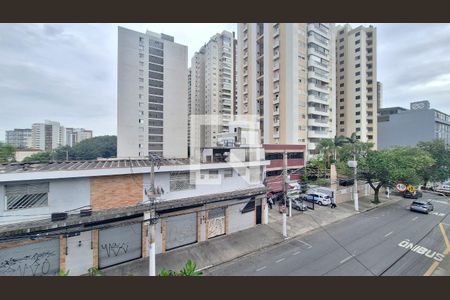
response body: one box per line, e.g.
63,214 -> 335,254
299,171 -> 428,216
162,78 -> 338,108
268,197 -> 273,209
330,196 -> 337,209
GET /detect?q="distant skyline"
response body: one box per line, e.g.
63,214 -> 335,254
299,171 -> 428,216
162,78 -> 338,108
1,23 -> 450,141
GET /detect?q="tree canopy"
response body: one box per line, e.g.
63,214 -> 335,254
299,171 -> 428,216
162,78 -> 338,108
21,136 -> 117,163
416,139 -> 450,186
0,142 -> 16,163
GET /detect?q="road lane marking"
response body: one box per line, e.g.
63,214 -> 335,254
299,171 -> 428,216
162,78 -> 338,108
384,231 -> 394,237
412,217 -> 418,221
439,223 -> 450,251
424,261 -> 440,276
297,240 -> 312,249
293,251 -> 301,256
340,256 -> 352,264
197,265 -> 213,271
431,212 -> 445,217
275,258 -> 285,263
256,266 -> 267,272
433,200 -> 449,205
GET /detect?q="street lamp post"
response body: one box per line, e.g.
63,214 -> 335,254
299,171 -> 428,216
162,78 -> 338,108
348,157 -> 359,211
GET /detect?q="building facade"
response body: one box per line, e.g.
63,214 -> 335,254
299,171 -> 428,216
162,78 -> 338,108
335,24 -> 378,148
378,100 -> 450,149
0,148 -> 268,276
5,129 -> 32,149
31,120 -> 66,151
117,27 -> 188,159
189,31 -> 235,149
65,128 -> 93,147
236,23 -> 336,159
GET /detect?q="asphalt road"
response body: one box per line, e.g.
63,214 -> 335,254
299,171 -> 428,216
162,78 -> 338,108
206,193 -> 450,276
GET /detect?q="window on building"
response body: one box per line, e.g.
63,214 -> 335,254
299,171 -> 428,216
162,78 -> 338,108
265,152 -> 283,160
355,79 -> 360,84
356,127 -> 361,131
356,96 -> 361,100
223,169 -> 233,178
355,32 -> 360,37
170,172 -> 194,191
340,105 -> 345,110
340,68 -> 344,72
340,91 -> 344,95
355,63 -> 360,68
356,71 -> 360,76
287,152 -> 304,159
340,113 -> 344,117
340,128 -> 345,132
209,170 -> 219,179
340,99 -> 344,103
355,47 -> 360,53
339,53 -> 344,57
5,183 -> 49,210
356,87 -> 360,92
356,111 -> 361,116
339,38 -> 344,42
355,40 -> 360,45
356,104 -> 361,108
340,121 -> 344,125
340,83 -> 344,87
356,119 -> 361,124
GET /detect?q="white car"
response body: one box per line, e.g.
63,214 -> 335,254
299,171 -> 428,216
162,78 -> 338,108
304,192 -> 332,206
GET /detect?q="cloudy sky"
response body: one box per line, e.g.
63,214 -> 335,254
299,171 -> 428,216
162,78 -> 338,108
1,23 -> 449,141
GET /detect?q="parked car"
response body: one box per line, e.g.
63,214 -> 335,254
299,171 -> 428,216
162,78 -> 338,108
403,190 -> 422,199
410,200 -> 434,214
291,198 -> 308,211
304,192 -> 331,206
339,178 -> 354,186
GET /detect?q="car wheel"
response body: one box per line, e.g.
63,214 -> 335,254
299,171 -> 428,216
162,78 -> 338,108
318,201 -> 322,206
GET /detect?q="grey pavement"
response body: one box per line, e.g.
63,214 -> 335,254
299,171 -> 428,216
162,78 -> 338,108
205,192 -> 450,276
101,193 -> 402,276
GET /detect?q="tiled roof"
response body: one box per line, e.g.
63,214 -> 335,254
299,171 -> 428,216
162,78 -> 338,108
0,158 -> 191,174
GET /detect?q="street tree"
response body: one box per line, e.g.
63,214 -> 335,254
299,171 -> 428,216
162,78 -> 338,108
358,147 -> 435,204
0,143 -> 16,163
417,139 -> 450,186
22,151 -> 52,163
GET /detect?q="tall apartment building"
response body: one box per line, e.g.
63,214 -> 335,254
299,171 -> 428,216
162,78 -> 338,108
65,128 -> 93,147
5,129 -> 32,148
31,120 -> 65,151
187,68 -> 192,150
335,24 -> 378,148
117,27 -> 188,159
377,81 -> 382,109
189,31 -> 235,149
236,23 -> 336,158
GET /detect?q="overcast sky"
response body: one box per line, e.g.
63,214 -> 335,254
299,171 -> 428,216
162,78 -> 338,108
1,23 -> 450,141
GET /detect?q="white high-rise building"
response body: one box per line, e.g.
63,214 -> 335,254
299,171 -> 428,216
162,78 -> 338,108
31,120 -> 65,151
65,128 -> 93,147
335,24 -> 377,148
189,31 -> 235,150
236,23 -> 336,159
117,27 -> 188,159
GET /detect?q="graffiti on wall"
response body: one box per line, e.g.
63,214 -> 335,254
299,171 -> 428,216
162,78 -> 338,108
100,242 -> 129,257
0,248 -> 58,276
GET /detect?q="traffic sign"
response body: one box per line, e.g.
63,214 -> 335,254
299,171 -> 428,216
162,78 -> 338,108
406,185 -> 416,193
396,182 -> 407,192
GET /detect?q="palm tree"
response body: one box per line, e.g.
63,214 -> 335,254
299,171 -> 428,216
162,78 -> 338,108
318,138 -> 334,168
332,135 -> 349,162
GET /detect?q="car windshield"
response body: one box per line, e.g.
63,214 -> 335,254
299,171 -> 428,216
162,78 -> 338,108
412,201 -> 425,206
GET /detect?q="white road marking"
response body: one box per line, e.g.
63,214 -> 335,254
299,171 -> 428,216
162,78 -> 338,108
412,217 -> 419,221
384,231 -> 394,237
256,266 -> 267,272
433,200 -> 449,205
275,258 -> 286,263
297,240 -> 312,249
197,265 -> 213,271
340,256 -> 353,264
431,212 -> 446,217
293,251 -> 301,256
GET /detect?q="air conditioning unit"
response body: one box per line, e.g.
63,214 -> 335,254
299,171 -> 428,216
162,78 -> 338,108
51,212 -> 68,221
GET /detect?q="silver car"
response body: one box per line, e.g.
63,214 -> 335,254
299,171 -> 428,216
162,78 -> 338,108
410,200 -> 433,214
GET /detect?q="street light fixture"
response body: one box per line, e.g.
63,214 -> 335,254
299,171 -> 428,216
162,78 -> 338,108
347,159 -> 359,211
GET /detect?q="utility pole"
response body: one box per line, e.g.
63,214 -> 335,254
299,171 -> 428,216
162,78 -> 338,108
147,155 -> 159,276
352,152 -> 359,211
282,150 -> 288,238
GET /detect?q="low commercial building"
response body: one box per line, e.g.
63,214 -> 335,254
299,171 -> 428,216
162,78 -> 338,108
0,148 -> 268,276
14,148 -> 42,162
378,100 -> 450,149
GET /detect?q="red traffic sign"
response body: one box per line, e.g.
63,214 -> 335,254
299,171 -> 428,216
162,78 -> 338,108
396,182 -> 407,192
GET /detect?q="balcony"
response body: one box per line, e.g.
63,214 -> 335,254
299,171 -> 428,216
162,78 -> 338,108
307,94 -> 328,105
273,96 -> 280,104
273,85 -> 280,93
308,70 -> 327,80
308,47 -> 328,60
273,119 -> 280,126
308,142 -> 317,151
308,130 -> 330,138
308,118 -> 329,127
273,51 -> 280,60
309,34 -> 329,48
308,83 -> 329,94
309,59 -> 328,71
273,75 -> 280,82
273,109 -> 280,116
273,131 -> 280,138
273,39 -> 280,48
273,63 -> 280,70
308,23 -> 328,35
308,106 -> 329,116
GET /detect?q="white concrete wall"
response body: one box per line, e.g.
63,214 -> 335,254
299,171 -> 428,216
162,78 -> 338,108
0,178 -> 90,225
163,38 -> 188,158
65,231 -> 93,276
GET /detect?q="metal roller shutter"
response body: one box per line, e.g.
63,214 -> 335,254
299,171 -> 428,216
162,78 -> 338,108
0,239 -> 60,276
165,212 -> 197,251
98,222 -> 142,269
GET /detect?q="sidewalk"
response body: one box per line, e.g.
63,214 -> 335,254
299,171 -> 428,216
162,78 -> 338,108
101,194 -> 402,276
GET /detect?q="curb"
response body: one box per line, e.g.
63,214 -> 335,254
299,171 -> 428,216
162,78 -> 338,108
203,198 -> 401,274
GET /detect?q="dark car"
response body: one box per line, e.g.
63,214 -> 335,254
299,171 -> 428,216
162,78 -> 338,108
339,178 -> 355,186
403,190 -> 423,199
410,200 -> 434,214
